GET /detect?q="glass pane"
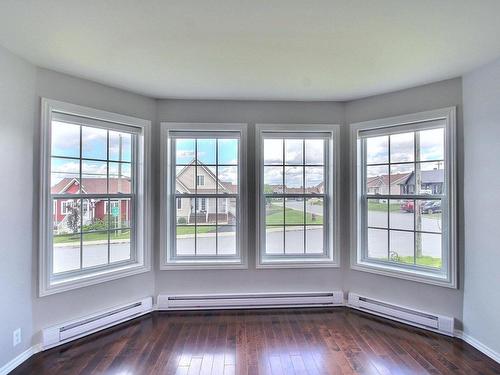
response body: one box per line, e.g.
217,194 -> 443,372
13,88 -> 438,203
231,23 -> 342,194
264,166 -> 283,193
416,232 -> 442,268
195,165 -> 217,194
109,198 -> 132,229
368,199 -> 387,228
416,199 -> 442,233
176,226 -> 195,256
284,166 -> 303,193
264,139 -> 283,165
390,132 -> 414,163
81,198 -> 108,231
366,136 -> 388,164
51,121 -> 80,158
285,139 -> 303,164
218,166 -> 238,194
265,226 -> 284,254
418,128 -> 444,161
411,162 -> 444,195
197,139 -> 216,165
176,139 -> 195,165
109,162 -> 131,194
305,167 -> 324,193
390,199 -> 414,230
366,165 -> 388,195
305,139 -> 324,165
53,233 -> 81,273
390,230 -> 414,264
367,228 -> 388,260
194,197 -> 217,225
51,157 -> 80,194
53,198 -> 81,234
82,160 -> 107,194
176,165 -> 195,194
196,226 -> 216,255
110,229 -> 131,263
390,163 -> 413,195
305,197 -> 323,225
265,197 -> 284,225
285,226 -> 304,254
217,197 -> 237,225
284,197 -> 304,225
82,126 -> 107,160
109,131 -> 132,162
217,226 -> 236,255
176,197 -> 194,225
306,226 -> 323,254
82,231 -> 108,268
218,138 -> 238,165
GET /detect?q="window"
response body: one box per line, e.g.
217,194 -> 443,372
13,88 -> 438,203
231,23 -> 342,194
161,123 -> 248,269
351,107 -> 457,287
40,99 -> 151,296
256,124 -> 339,267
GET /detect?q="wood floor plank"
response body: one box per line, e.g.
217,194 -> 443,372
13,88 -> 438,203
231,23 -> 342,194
11,308 -> 500,375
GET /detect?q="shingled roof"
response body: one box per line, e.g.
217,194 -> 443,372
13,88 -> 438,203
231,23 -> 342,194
51,177 -> 131,194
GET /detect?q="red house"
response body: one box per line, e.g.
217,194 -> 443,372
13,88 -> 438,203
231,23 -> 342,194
52,178 -> 131,233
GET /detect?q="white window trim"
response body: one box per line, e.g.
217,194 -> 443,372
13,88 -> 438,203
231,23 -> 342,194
39,98 -> 152,297
255,123 -> 341,269
350,107 -> 457,288
160,122 -> 248,270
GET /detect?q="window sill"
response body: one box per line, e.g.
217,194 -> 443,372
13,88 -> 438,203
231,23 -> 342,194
160,258 -> 248,270
40,262 -> 151,297
257,257 -> 340,269
351,259 -> 456,288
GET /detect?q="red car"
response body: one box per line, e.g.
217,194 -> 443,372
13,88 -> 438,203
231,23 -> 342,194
401,200 -> 414,212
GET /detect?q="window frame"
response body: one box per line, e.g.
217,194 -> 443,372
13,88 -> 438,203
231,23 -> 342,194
350,107 -> 457,288
255,123 -> 340,268
160,122 -> 248,270
39,98 -> 151,296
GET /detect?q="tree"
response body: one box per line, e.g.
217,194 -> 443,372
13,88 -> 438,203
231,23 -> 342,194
66,206 -> 80,234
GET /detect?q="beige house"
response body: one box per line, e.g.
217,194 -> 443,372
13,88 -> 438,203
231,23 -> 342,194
176,161 -> 237,224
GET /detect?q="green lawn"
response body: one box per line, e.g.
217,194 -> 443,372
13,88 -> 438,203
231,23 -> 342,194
54,230 -> 130,244
265,204 -> 323,225
176,226 -> 216,235
368,201 -> 401,212
376,255 -> 442,268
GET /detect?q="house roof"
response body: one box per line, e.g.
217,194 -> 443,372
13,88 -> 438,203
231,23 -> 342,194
51,177 -> 131,194
367,173 -> 410,188
403,169 -> 444,185
176,160 -> 237,194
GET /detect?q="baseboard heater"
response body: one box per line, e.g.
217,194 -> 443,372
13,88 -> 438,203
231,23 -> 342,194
42,296 -> 152,349
347,292 -> 454,336
158,291 -> 344,310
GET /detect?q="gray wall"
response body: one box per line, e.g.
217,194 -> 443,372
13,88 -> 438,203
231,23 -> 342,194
154,100 -> 346,296
0,46 -> 36,366
344,78 -> 465,321
462,57 -> 500,354
30,68 -> 157,340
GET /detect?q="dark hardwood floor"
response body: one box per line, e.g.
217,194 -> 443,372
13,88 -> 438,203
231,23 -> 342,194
13,308 -> 500,375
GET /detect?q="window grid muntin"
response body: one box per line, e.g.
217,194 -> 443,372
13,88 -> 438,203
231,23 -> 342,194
172,136 -> 241,259
361,126 -> 446,271
262,136 -> 328,257
50,120 -> 137,277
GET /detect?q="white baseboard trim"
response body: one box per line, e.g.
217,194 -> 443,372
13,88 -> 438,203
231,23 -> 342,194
454,330 -> 500,364
0,344 -> 42,375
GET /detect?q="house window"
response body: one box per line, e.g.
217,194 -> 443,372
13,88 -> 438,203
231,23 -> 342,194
256,124 -> 340,268
40,99 -> 151,296
161,123 -> 248,268
351,107 -> 457,287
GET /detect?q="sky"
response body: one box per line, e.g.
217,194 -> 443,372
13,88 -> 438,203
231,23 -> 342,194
51,121 -> 132,187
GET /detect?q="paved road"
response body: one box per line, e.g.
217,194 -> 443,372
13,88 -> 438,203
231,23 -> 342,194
285,201 -> 324,215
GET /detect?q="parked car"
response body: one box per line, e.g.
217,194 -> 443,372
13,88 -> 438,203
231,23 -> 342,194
422,200 -> 441,214
400,200 -> 414,212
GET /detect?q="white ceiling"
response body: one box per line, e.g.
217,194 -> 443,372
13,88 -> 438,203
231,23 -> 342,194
1,0 -> 500,101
